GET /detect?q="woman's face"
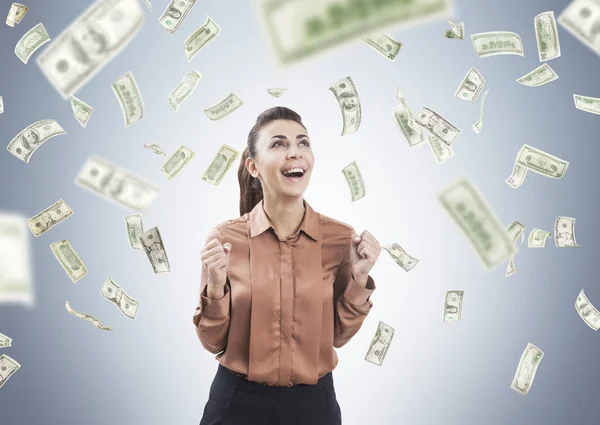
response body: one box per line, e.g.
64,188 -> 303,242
247,119 -> 314,200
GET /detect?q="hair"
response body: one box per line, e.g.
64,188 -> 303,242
238,106 -> 307,216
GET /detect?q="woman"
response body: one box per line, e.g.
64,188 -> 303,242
194,106 -> 381,425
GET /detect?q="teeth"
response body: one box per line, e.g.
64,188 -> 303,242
282,167 -> 304,176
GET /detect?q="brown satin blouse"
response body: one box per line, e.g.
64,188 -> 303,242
193,198 -> 376,387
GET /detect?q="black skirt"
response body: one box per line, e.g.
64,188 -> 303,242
199,364 -> 342,425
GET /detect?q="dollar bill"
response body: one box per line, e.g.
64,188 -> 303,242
454,67 -> 485,102
330,76 -> 361,136
364,32 -> 402,61
471,31 -> 524,57
27,199 -> 73,237
528,228 -> 551,248
140,227 -> 170,273
168,70 -> 202,111
204,93 -> 243,120
505,144 -> 569,188
0,354 -> 21,389
505,221 -> 525,277
414,106 -> 461,146
144,144 -> 167,156
65,301 -> 113,331
365,321 -> 395,366
517,63 -> 559,87
75,155 -> 160,211
575,289 -> 600,331
0,333 -> 11,348
70,95 -> 93,127
510,342 -> 543,395
256,0 -> 451,66
159,0 -> 195,34
0,212 -> 33,305
342,160 -> 366,202
427,135 -> 453,163
267,88 -> 286,97
472,89 -> 490,133
394,88 -> 424,148
202,144 -> 240,186
506,257 -> 517,277
535,11 -> 561,61
438,178 -> 516,270
100,277 -> 139,319
443,290 -> 464,322
49,240 -> 88,283
15,23 -> 50,64
573,94 -> 600,115
36,0 -> 144,99
7,119 -> 66,163
142,0 -> 152,11
124,213 -> 144,250
161,145 -> 195,180
554,216 -> 579,247
445,20 -> 464,39
0,96 -> 4,114
382,243 -> 419,272
184,16 -> 220,62
558,0 -> 600,58
6,3 -> 27,27
112,71 -> 144,127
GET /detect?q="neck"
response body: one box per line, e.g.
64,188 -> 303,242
262,196 -> 305,239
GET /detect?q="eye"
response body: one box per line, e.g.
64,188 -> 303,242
272,140 -> 284,147
300,139 -> 310,146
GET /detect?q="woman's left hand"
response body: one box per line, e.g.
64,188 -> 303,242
349,230 -> 381,282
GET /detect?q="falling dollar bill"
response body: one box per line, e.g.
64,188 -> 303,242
382,243 -> 419,272
168,70 -> 202,111
0,96 -> 3,114
573,94 -> 600,115
27,199 -> 73,237
472,89 -> 490,133
535,11 -> 561,61
184,16 -> 220,62
144,144 -> 167,156
414,106 -> 461,146
100,277 -> 139,319
438,178 -> 516,270
65,301 -> 113,331
443,290 -> 464,322
159,0 -> 195,34
142,0 -> 152,11
49,240 -> 88,283
36,0 -> 144,99
112,71 -> 144,127
0,354 -> 20,389
161,145 -> 195,180
75,155 -> 160,211
445,20 -> 464,39
7,119 -> 66,163
267,88 -> 286,97
124,213 -> 144,250
14,23 -> 50,64
505,144 -> 569,188
0,333 -> 11,348
505,221 -> 525,277
330,76 -> 361,135
6,3 -> 28,27
455,67 -> 485,102
527,228 -> 551,248
365,321 -> 394,366
471,31 -> 524,57
202,144 -> 240,186
427,135 -> 453,163
510,342 -> 543,395
70,95 -> 93,127
554,216 -> 579,247
204,93 -> 243,120
516,63 -> 559,87
394,88 -> 424,148
140,227 -> 170,273
342,161 -> 366,202
558,0 -> 600,58
575,289 -> 600,330
0,212 -> 33,306
364,32 -> 402,61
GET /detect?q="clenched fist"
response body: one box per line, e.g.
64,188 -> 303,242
201,238 -> 232,292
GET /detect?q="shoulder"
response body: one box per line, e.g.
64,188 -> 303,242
317,212 -> 355,247
205,214 -> 250,243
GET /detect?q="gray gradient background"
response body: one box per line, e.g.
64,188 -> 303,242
1,0 -> 599,424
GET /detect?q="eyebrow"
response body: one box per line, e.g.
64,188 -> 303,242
270,134 -> 308,140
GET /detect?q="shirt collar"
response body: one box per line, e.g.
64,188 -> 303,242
249,198 -> 319,241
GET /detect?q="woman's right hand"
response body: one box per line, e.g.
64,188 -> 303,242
201,238 -> 232,289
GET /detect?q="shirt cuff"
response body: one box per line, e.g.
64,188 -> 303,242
343,274 -> 376,306
198,281 -> 231,320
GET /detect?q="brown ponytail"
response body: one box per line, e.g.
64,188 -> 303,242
238,106 -> 307,216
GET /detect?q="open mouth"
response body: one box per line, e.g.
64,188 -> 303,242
281,168 -> 305,183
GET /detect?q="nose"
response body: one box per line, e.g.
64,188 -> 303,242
287,149 -> 301,159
